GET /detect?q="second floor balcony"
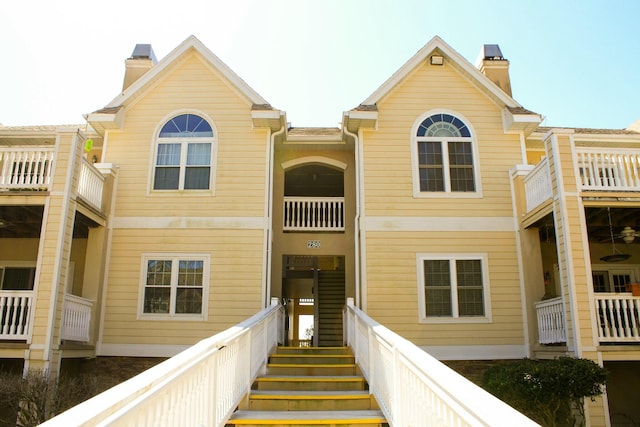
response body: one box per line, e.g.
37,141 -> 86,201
283,196 -> 345,232
0,147 -> 105,212
524,147 -> 640,213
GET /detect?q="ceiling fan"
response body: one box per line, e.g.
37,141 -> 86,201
617,226 -> 640,244
601,208 -> 632,262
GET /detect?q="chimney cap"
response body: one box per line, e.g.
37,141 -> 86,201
481,44 -> 504,60
129,44 -> 158,64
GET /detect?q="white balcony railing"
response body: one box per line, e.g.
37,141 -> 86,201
0,291 -> 33,340
283,196 -> 344,231
41,299 -> 284,427
0,147 -> 55,190
535,297 -> 567,344
77,158 -> 105,211
577,148 -> 640,191
344,298 -> 539,427
595,294 -> 640,342
61,294 -> 93,342
523,157 -> 552,212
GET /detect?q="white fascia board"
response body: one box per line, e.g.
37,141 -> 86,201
105,35 -> 269,109
363,36 -> 520,109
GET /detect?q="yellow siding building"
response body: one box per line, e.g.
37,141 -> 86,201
1,35 -> 639,425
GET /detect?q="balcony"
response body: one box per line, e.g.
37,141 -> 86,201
535,297 -> 566,344
523,157 -> 552,213
283,197 -> 344,231
577,148 -> 640,191
0,147 -> 105,213
77,158 -> 105,211
0,291 -> 33,340
0,147 -> 55,190
595,294 -> 640,343
61,294 -> 93,343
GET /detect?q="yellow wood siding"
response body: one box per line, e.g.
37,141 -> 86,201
365,231 -> 524,346
105,53 -> 268,218
363,61 -> 522,217
101,229 -> 264,345
361,58 -> 525,347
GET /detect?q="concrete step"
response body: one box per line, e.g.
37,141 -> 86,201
269,354 -> 354,365
247,390 -> 376,411
225,410 -> 387,426
254,375 -> 366,391
267,363 -> 356,376
275,347 -> 351,355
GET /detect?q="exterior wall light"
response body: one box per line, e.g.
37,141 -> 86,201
430,55 -> 444,65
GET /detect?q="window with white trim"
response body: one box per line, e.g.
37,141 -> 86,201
140,254 -> 209,319
417,254 -> 491,323
153,113 -> 214,190
414,113 -> 477,193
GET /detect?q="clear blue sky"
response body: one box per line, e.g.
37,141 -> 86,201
1,0 -> 639,129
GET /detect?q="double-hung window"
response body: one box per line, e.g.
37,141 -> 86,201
153,113 -> 214,191
413,113 -> 478,195
140,254 -> 209,319
417,254 -> 491,323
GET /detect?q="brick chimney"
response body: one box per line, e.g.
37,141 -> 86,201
476,44 -> 512,97
122,44 -> 157,91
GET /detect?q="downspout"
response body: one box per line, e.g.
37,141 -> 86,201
263,117 -> 285,307
343,122 -> 361,308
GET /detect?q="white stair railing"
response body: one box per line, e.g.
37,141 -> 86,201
41,299 -> 284,427
344,298 -> 540,427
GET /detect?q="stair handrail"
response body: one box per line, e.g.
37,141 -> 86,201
41,299 -> 284,427
344,298 -> 540,427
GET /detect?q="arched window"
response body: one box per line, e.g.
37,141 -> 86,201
153,113 -> 214,190
415,113 -> 475,193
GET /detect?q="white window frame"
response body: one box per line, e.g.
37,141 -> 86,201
591,264 -> 639,293
416,253 -> 492,324
149,110 -> 218,195
410,110 -> 482,198
138,253 -> 210,321
0,261 -> 37,291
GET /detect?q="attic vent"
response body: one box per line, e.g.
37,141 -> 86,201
130,44 -> 158,63
482,44 -> 504,60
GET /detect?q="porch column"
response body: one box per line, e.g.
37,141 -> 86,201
26,129 -> 84,378
510,165 -> 546,356
544,129 -> 607,424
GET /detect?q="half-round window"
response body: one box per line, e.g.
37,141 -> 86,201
159,114 -> 213,138
416,113 -> 471,138
154,114 -> 214,190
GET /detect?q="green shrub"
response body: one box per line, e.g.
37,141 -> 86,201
482,357 -> 607,427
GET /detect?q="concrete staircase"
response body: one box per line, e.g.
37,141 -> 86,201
317,270 -> 346,347
226,346 -> 387,427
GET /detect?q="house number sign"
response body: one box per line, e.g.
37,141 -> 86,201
307,240 -> 321,249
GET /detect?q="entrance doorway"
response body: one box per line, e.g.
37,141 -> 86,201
283,255 -> 345,347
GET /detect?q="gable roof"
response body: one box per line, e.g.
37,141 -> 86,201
104,35 -> 271,110
360,36 -> 522,110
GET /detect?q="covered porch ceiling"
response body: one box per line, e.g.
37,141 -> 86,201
0,205 -> 98,238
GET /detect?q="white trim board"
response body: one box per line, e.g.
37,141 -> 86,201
112,216 -> 267,229
421,345 -> 527,361
365,216 -> 515,232
98,343 -> 190,358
